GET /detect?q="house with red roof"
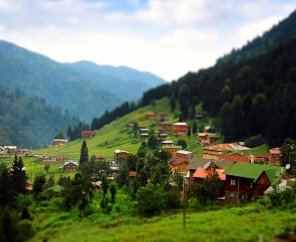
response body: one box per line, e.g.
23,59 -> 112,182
268,148 -> 281,166
96,155 -> 106,161
202,143 -> 251,160
146,112 -> 155,119
193,166 -> 226,197
172,122 -> 188,135
169,158 -> 189,173
81,130 -> 97,139
218,153 -> 251,163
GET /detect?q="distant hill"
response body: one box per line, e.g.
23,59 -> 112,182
68,61 -> 166,102
0,40 -> 167,122
216,9 -> 296,65
0,85 -> 81,149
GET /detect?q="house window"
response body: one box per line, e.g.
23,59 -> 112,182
230,191 -> 234,197
241,193 -> 245,200
230,179 -> 236,185
247,181 -> 253,188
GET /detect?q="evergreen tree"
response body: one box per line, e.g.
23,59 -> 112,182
192,121 -> 197,135
79,140 -> 89,168
54,129 -> 65,139
110,182 -> 117,204
187,126 -> 191,137
10,155 -> 28,195
101,173 -> 109,197
0,168 -> 17,207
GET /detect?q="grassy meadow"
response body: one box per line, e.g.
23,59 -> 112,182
28,198 -> 296,242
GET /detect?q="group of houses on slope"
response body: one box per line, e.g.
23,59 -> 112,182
114,140 -> 294,205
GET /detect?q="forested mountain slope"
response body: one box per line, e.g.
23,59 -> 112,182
134,38 -> 296,148
0,86 -> 81,149
0,40 -> 166,122
216,9 -> 296,65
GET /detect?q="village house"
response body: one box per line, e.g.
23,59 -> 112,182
194,114 -> 202,121
53,139 -> 68,146
162,145 -> 182,157
127,123 -> 134,130
251,154 -> 269,164
129,171 -> 137,182
187,157 -> 231,185
96,155 -> 106,161
161,140 -> 174,147
197,133 -> 220,144
176,150 -> 194,160
63,161 -> 78,172
223,162 -> 292,204
192,163 -> 226,197
114,149 -> 130,163
158,122 -> 172,133
81,130 -> 97,139
146,112 -> 155,119
218,153 -> 251,163
158,133 -> 168,141
202,143 -> 251,160
169,158 -> 189,173
268,148 -> 281,166
172,122 -> 188,135
157,112 -> 168,121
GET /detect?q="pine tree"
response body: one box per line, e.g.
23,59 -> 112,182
0,168 -> 17,207
79,140 -> 89,168
192,121 -> 197,135
10,155 -> 28,195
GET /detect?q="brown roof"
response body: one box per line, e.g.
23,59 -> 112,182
129,171 -> 137,177
187,157 -> 212,170
218,155 -> 250,163
170,158 -> 189,166
203,143 -> 250,152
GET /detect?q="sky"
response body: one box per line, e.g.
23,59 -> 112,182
0,0 -> 295,81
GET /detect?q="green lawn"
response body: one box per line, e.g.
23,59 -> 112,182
29,201 -> 296,242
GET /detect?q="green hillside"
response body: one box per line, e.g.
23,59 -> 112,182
34,97 -> 203,160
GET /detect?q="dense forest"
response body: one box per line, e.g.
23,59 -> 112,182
0,86 -> 82,148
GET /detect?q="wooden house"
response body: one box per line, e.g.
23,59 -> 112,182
158,122 -> 172,133
129,171 -> 137,182
53,139 -> 68,146
187,157 -> 231,185
172,122 -> 188,135
157,112 -> 168,120
81,130 -> 97,139
63,161 -> 78,171
161,140 -> 174,147
268,148 -> 281,166
218,153 -> 251,163
162,145 -> 182,157
114,149 -> 130,163
176,150 -> 193,160
223,162 -> 292,204
194,114 -> 202,120
96,155 -> 106,161
197,133 -> 220,144
193,166 -> 226,197
252,154 -> 269,164
169,158 -> 189,173
202,143 -> 251,160
146,112 -> 155,119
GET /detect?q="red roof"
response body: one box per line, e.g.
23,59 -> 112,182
193,167 -> 226,180
218,155 -> 250,163
129,171 -> 137,177
254,154 -> 269,159
96,155 -> 106,159
269,148 -> 281,155
170,158 -> 189,166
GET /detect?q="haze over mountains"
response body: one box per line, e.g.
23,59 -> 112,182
0,40 -> 167,122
